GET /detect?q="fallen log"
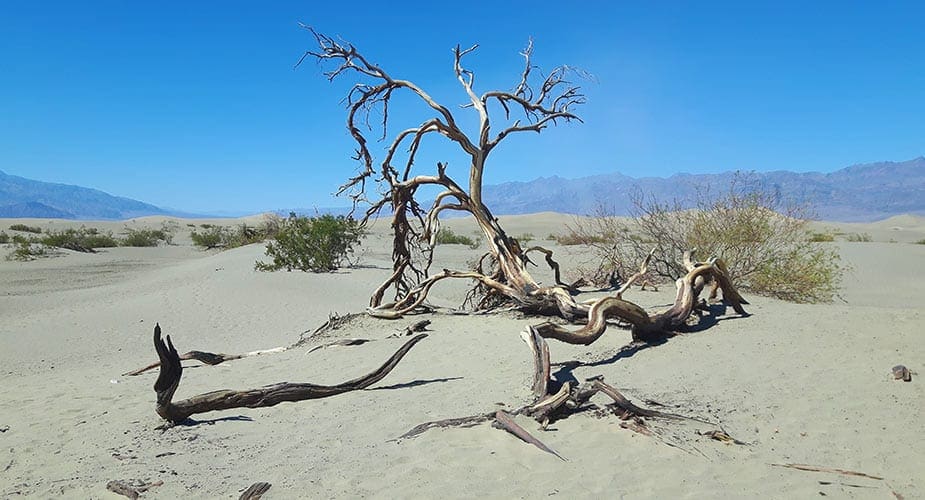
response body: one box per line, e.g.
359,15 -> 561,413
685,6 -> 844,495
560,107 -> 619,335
152,324 -> 426,424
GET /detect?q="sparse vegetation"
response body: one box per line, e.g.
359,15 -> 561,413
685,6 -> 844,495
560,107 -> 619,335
0,231 -> 9,244
6,241 -> 53,261
255,213 -> 365,272
845,232 -> 872,242
569,175 -> 844,303
915,239 -> 925,245
190,216 -> 280,250
808,231 -> 835,242
516,233 -> 535,246
189,226 -> 229,249
40,227 -> 118,252
434,228 -> 480,249
121,227 -> 172,247
9,224 -> 42,234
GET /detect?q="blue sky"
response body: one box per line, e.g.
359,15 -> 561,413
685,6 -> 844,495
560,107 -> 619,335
2,1 -> 923,214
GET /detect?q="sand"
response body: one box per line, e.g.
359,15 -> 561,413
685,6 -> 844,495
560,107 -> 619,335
1,214 -> 923,498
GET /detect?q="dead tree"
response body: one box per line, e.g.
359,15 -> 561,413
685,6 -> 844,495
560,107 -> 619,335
303,28 -> 589,320
303,29 -> 750,349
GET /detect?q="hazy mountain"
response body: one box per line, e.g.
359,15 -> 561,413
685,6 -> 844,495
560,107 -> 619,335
0,201 -> 75,219
0,170 -> 175,220
481,157 -> 925,222
3,157 -> 922,221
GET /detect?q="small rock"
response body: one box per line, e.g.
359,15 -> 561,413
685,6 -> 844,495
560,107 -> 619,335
892,365 -> 912,382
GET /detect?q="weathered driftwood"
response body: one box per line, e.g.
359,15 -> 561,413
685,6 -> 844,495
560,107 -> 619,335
125,313 -> 360,376
123,347 -> 285,376
239,482 -> 272,500
770,463 -> 884,481
153,324 -> 426,423
533,254 -> 748,344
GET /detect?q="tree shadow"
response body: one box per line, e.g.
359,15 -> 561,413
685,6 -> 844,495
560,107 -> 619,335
368,376 -> 464,391
173,415 -> 255,427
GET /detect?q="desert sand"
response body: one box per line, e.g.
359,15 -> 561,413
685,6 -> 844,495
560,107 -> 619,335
1,213 -> 923,498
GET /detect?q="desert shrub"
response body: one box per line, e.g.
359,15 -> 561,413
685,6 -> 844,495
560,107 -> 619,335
11,234 -> 37,245
435,228 -> 478,248
40,227 -> 118,252
552,230 -> 607,246
0,231 -> 8,244
6,241 -> 53,261
808,232 -> 835,242
516,233 -> 535,246
190,226 -> 232,249
191,216 -> 280,250
255,213 -> 365,272
568,174 -> 844,303
845,232 -> 872,242
9,224 -> 42,234
915,239 -> 925,245
121,228 -> 171,247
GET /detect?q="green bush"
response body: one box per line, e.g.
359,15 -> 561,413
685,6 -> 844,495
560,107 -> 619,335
255,213 -> 365,272
40,227 -> 118,252
0,231 -> 8,244
190,226 -> 230,249
121,224 -> 175,247
435,228 -> 479,248
190,216 -> 279,250
11,234 -> 37,245
845,232 -> 872,242
568,174 -> 844,303
6,241 -> 52,261
9,224 -> 42,234
551,231 -> 607,245
516,233 -> 535,246
808,232 -> 835,242
915,239 -> 925,245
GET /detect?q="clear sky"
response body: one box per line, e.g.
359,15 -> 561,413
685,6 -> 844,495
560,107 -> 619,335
2,1 -> 923,214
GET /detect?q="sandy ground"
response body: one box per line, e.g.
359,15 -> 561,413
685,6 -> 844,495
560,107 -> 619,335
0,213 -> 923,499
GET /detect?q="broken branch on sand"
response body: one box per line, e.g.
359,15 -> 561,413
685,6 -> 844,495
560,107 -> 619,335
770,463 -> 884,480
395,325 -> 702,458
152,324 -> 426,424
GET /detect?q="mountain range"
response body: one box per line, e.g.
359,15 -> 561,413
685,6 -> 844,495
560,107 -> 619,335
2,157 -> 923,221
482,157 -> 925,222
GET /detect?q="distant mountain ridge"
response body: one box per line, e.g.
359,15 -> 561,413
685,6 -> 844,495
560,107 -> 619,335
0,170 -> 187,220
2,158 -> 923,221
481,157 -> 925,222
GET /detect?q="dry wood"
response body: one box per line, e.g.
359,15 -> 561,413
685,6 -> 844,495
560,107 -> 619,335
125,313 -> 358,376
770,463 -> 884,480
520,326 -> 551,399
105,479 -> 163,499
305,338 -> 372,354
696,429 -> 748,445
123,348 -> 285,377
533,257 -> 748,345
493,410 -> 566,461
239,482 -> 271,500
393,413 -> 495,441
303,28 -> 592,321
153,324 -> 426,423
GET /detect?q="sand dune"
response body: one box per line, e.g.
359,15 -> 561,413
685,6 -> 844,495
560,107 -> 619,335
0,214 -> 922,498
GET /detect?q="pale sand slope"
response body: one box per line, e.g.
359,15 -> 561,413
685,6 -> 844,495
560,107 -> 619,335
0,214 -> 923,499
